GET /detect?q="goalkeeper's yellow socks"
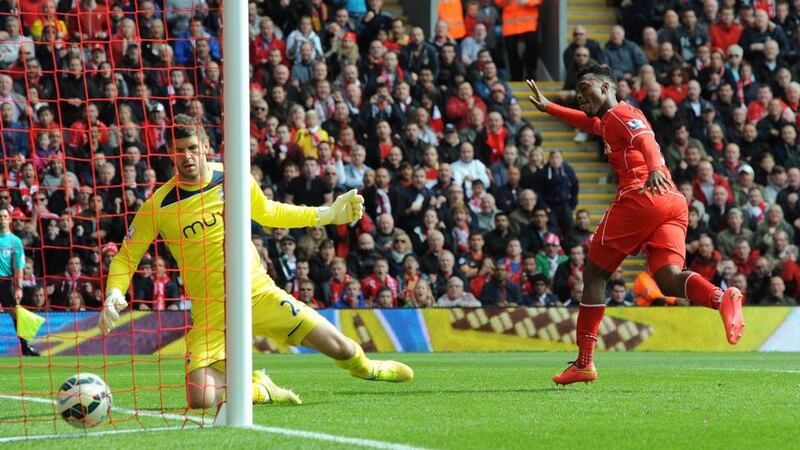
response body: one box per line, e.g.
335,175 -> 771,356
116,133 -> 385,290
334,340 -> 414,383
252,370 -> 302,405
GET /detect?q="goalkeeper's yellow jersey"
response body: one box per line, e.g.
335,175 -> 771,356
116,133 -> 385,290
106,162 -> 318,309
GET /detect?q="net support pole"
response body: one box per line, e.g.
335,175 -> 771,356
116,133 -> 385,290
222,0 -> 252,427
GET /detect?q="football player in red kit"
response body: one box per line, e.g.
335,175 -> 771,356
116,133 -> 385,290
527,65 -> 745,385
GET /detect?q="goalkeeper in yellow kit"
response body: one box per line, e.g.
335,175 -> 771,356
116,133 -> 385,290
100,115 -> 413,409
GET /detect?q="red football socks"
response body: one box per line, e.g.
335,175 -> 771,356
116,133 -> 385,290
576,303 -> 606,368
685,273 -> 722,310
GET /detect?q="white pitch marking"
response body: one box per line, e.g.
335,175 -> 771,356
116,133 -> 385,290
0,395 -> 429,449
0,426 -> 196,444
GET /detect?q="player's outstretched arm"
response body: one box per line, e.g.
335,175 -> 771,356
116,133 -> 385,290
527,78 -> 602,135
102,200 -> 157,332
251,177 -> 364,229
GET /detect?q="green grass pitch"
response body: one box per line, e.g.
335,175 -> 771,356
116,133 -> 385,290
0,352 -> 796,449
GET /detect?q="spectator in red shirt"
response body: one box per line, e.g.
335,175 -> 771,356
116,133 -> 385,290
693,161 -> 735,206
689,235 -> 722,281
361,256 -> 399,306
446,81 -> 487,130
485,111 -> 510,164
69,0 -> 110,42
709,6 -> 742,53
251,17 -> 287,67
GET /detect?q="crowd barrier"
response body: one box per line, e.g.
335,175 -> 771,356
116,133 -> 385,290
1,307 -> 797,357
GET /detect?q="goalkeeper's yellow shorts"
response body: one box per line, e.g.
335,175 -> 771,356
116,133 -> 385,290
185,288 -> 322,373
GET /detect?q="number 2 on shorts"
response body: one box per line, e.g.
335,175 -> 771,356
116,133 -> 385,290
280,299 -> 299,316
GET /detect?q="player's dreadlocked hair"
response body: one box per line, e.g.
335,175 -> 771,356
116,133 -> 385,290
169,113 -> 209,143
576,64 -> 617,86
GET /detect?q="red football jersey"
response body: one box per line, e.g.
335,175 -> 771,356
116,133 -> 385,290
547,102 -> 674,196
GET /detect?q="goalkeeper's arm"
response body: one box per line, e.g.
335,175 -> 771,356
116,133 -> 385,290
101,200 -> 157,332
251,176 -> 364,228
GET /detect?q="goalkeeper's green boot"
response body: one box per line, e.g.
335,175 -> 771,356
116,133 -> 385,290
252,370 -> 302,405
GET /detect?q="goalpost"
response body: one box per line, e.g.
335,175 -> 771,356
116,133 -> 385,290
221,0 -> 253,427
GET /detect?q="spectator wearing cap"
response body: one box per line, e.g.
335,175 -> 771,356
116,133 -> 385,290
436,275 -> 480,307
535,233 -> 567,283
715,208 -> 754,256
525,273 -> 558,306
733,163 -> 766,205
328,31 -> 360,79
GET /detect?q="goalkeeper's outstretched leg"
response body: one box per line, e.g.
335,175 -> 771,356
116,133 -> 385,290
302,321 -> 414,383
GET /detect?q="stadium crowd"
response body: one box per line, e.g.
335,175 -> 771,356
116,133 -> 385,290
0,0 -> 796,313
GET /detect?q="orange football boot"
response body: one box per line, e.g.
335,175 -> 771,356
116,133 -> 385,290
719,287 -> 745,344
552,362 -> 597,385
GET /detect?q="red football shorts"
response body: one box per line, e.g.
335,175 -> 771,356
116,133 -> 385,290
588,190 -> 688,274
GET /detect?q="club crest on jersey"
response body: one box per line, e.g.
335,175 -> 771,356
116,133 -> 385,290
125,225 -> 136,241
627,119 -> 644,130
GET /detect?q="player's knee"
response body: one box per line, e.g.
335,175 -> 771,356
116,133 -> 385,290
187,386 -> 217,409
653,265 -> 682,293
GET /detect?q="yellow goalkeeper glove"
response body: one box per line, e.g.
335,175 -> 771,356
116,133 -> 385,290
317,189 -> 364,225
99,288 -> 128,333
